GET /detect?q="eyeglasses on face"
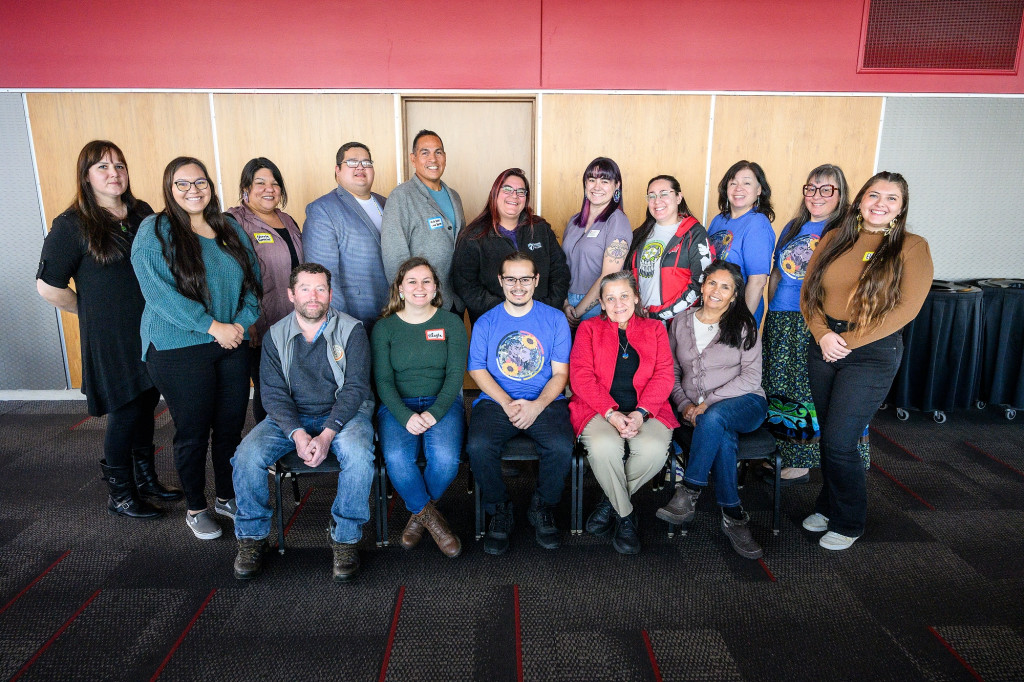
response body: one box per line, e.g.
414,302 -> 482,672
646,190 -> 676,202
803,184 -> 837,198
174,178 -> 209,192
342,159 -> 374,168
500,185 -> 528,197
501,276 -> 536,287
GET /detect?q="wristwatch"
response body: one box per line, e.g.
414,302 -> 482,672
637,407 -> 651,421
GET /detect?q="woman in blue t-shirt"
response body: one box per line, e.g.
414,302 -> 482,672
707,161 -> 776,325
761,164 -> 868,484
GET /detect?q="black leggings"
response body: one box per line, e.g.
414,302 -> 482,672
103,387 -> 161,468
146,343 -> 250,511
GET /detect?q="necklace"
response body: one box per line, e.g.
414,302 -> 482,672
694,311 -> 720,332
617,330 -> 631,359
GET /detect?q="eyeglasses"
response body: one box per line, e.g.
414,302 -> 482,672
501,276 -> 536,287
500,185 -> 527,198
646,190 -> 676,202
174,178 -> 209,192
803,184 -> 837,198
341,159 -> 374,168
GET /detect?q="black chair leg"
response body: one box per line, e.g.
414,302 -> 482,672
275,470 -> 286,555
291,474 -> 300,505
773,452 -> 782,535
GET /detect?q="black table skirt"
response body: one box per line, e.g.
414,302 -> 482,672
966,279 -> 1024,409
888,282 -> 983,412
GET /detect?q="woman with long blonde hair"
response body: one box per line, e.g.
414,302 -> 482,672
800,171 -> 933,550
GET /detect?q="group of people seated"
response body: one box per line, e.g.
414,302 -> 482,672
36,131 -> 933,582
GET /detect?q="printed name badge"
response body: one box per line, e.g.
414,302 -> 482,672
253,232 -> 275,244
428,216 -> 444,230
586,229 -> 601,238
863,251 -> 874,261
425,328 -> 446,341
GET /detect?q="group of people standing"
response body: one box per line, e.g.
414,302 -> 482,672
37,129 -> 932,581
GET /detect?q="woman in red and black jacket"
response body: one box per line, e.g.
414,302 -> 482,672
627,175 -> 715,322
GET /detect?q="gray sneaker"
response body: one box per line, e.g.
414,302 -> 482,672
214,497 -> 237,521
186,510 -> 222,540
721,511 -> 763,559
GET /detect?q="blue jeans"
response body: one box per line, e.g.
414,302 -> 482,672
809,331 -> 902,537
683,394 -> 768,507
377,395 -> 465,514
231,403 -> 375,544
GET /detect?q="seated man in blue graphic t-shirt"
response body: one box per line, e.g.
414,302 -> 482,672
467,252 -> 574,555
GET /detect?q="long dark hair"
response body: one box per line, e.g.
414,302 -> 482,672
702,260 -> 757,351
574,157 -> 623,228
238,157 -> 288,208
156,156 -> 262,312
802,171 -> 910,333
71,140 -> 140,265
627,175 -> 692,264
777,164 -> 849,251
716,160 -> 775,223
461,168 -> 536,241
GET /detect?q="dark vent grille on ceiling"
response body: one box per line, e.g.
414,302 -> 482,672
860,0 -> 1024,72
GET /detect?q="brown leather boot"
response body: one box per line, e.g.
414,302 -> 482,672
401,509 -> 426,550
419,501 -> 462,558
655,484 -> 701,525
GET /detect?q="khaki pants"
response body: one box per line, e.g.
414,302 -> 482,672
580,416 -> 671,517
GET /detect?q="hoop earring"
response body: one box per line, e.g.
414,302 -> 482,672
613,188 -> 621,203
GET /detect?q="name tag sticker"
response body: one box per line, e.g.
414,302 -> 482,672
428,217 -> 444,230
426,328 -> 446,341
586,229 -> 600,238
253,232 -> 275,244
863,251 -> 874,261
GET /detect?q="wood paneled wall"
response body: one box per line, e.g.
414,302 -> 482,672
27,92 -> 883,387
213,94 -> 398,229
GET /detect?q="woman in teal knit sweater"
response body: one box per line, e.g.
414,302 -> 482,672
372,257 -> 468,557
131,157 -> 262,541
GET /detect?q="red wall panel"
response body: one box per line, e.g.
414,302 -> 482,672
2,0 -> 1021,92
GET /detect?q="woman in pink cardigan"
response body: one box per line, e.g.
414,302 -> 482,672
569,271 -> 678,554
656,260 -> 767,559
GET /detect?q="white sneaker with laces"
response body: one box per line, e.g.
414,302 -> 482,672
819,530 -> 859,550
802,512 -> 829,532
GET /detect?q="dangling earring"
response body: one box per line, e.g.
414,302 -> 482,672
242,190 -> 249,203
613,188 -> 621,203
889,217 -> 898,230
856,213 -> 864,230
399,292 -> 405,300
754,197 -> 760,212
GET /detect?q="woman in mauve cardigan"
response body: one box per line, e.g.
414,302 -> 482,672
657,260 -> 768,560
569,271 -> 678,554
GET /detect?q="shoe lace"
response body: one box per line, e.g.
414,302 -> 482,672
491,508 -> 512,534
536,505 -> 555,529
239,542 -> 262,561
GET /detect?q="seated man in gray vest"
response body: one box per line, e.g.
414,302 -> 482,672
231,263 -> 374,582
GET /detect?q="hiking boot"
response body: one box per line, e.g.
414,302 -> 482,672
400,510 -> 426,550
331,540 -> 360,581
131,446 -> 184,502
612,511 -> 641,555
100,460 -> 161,519
655,484 -> 700,525
483,502 -> 513,556
419,502 -> 462,558
234,538 -> 268,579
585,495 -> 616,537
527,494 -> 560,550
721,510 -> 763,559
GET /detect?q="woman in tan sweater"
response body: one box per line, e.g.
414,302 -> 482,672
800,171 -> 933,550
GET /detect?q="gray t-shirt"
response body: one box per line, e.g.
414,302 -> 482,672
637,222 -> 680,307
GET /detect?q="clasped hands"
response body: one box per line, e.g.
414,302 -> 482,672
292,428 -> 335,468
680,401 -> 708,427
209,320 -> 245,349
405,411 -> 437,435
605,409 -> 644,439
502,399 -> 544,430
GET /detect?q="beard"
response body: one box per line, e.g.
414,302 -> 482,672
296,300 -> 328,323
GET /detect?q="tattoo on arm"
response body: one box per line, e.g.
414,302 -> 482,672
606,239 -> 629,260
584,298 -> 600,312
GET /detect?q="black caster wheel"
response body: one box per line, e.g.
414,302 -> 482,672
932,411 -> 947,424
896,408 -> 910,421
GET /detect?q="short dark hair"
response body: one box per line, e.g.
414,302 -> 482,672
290,262 -> 332,290
336,142 -> 371,166
411,129 -> 442,153
499,251 -> 536,276
239,157 -> 288,208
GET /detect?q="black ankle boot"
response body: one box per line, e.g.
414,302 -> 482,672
101,460 -> 161,519
612,511 -> 641,555
132,446 -> 184,502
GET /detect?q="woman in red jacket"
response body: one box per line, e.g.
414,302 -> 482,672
569,271 -> 679,554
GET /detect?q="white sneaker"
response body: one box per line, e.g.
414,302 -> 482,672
186,510 -> 222,540
802,512 -> 829,532
819,531 -> 858,550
